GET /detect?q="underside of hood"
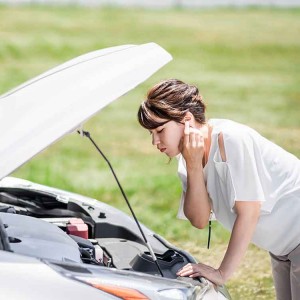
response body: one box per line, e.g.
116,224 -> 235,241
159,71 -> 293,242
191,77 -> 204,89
0,43 -> 172,180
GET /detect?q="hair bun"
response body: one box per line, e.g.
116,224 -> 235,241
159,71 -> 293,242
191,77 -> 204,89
192,93 -> 204,103
188,85 -> 203,103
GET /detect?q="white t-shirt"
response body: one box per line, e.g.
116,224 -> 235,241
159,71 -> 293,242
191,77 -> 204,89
177,119 -> 300,256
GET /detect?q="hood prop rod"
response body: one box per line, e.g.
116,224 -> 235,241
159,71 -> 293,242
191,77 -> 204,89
78,130 -> 164,277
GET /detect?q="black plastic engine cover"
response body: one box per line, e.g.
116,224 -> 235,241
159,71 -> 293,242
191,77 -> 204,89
131,249 -> 184,278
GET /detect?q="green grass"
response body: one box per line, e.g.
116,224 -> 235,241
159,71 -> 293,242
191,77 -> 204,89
1,5 -> 299,299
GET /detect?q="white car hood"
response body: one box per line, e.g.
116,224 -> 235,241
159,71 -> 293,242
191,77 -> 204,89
0,43 -> 172,180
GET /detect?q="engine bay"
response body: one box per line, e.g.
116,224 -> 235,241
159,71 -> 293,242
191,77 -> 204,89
0,187 -> 193,279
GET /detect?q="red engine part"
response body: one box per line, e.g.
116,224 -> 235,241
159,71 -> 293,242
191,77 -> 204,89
66,218 -> 88,239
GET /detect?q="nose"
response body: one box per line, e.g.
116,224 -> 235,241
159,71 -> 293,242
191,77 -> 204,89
152,133 -> 160,146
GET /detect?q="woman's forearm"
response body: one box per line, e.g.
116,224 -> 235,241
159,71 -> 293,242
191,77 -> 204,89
176,203 -> 260,285
181,120 -> 211,229
184,166 -> 211,229
218,201 -> 261,281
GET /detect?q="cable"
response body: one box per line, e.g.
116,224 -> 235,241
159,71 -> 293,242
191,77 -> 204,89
78,130 -> 164,277
207,220 -> 211,249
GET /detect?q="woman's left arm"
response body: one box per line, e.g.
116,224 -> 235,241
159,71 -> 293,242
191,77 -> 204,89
176,201 -> 261,285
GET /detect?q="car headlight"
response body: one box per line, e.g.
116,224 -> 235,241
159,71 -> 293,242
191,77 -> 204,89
158,288 -> 190,299
73,276 -> 208,300
158,285 -> 208,300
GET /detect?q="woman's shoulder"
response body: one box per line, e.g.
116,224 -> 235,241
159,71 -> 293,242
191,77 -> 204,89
209,118 -> 256,137
209,119 -> 264,154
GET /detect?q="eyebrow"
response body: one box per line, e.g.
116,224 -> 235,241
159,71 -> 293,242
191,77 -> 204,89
148,120 -> 170,134
158,120 -> 170,127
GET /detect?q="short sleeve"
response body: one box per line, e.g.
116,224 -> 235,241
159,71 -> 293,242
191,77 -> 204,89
223,130 -> 266,202
177,191 -> 188,220
176,154 -> 188,220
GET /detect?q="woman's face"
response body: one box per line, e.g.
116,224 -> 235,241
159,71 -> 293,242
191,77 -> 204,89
149,118 -> 184,158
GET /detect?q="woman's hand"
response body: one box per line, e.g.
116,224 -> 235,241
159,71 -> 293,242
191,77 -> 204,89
176,262 -> 225,286
180,121 -> 205,170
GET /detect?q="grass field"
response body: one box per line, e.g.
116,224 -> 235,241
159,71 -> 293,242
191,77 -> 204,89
1,5 -> 299,299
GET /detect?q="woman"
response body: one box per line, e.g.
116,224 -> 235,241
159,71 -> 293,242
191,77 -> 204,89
137,79 -> 300,300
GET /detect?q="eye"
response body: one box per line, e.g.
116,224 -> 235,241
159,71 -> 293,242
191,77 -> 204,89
157,128 -> 164,133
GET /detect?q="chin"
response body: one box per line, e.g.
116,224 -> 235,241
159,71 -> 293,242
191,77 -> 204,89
168,151 -> 180,158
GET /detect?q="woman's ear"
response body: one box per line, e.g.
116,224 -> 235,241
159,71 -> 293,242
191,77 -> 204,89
183,112 -> 196,126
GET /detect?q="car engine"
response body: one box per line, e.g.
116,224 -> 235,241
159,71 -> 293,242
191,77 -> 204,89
0,188 -> 193,279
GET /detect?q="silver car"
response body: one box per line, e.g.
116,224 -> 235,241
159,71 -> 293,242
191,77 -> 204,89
0,43 -> 231,300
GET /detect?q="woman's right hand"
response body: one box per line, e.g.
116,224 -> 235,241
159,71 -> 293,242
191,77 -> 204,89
180,121 -> 205,170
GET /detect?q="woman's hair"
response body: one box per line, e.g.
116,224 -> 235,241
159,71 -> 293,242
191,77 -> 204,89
138,79 -> 206,129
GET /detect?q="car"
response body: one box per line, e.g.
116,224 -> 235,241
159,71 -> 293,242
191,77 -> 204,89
0,43 -> 231,300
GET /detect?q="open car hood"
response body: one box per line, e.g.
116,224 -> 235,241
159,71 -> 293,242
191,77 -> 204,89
0,43 -> 172,180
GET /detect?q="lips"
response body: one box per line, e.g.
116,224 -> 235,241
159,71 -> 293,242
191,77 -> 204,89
159,148 -> 166,153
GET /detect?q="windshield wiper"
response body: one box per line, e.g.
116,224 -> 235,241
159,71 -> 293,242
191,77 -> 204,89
0,192 -> 41,209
